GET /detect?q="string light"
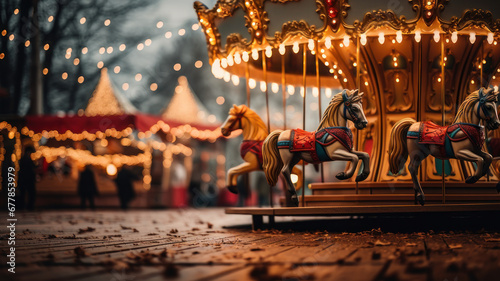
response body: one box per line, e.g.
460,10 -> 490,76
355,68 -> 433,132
234,53 -> 241,64
192,23 -> 199,30
48,16 -> 54,22
451,31 -> 458,43
150,83 -> 158,91
114,66 -> 120,73
78,76 -> 84,83
216,96 -> 225,105
488,32 -> 494,44
173,63 -> 181,71
73,58 -> 80,65
260,81 -> 267,92
415,30 -> 421,43
82,47 -> 88,54
122,83 -> 129,90
135,73 -> 142,81
469,32 -> 476,44
265,46 -> 272,58
165,31 -> 172,38
42,68 -> 48,75
99,47 -> 105,54
0,53 -> 5,59
137,43 -> 144,50
156,21 -> 164,28
195,60 -> 203,68
104,19 -> 111,26
433,31 -> 440,43
293,42 -> 299,53
252,49 -> 259,60
231,75 -> 240,86
343,36 -> 350,47
325,36 -> 332,49
396,30 -> 403,43
223,71 -> 230,82
178,29 -> 186,36
97,61 -> 104,68
119,44 -> 126,51
378,32 -> 385,44
8,34 -> 14,41
242,52 -> 249,62
249,79 -> 256,89
80,17 -> 86,24
62,72 -> 68,80
227,54 -> 234,66
279,43 -> 285,55
145,39 -> 152,46
360,34 -> 367,46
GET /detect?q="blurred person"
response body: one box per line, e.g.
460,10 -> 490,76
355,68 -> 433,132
78,165 -> 99,209
114,165 -> 138,209
18,146 -> 37,210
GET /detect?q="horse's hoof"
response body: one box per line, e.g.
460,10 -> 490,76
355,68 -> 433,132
291,195 -> 299,207
336,172 -> 347,180
227,185 -> 238,194
416,193 -> 425,206
465,176 -> 479,184
355,172 -> 369,182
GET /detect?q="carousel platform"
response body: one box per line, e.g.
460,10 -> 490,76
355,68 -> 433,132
226,202 -> 500,230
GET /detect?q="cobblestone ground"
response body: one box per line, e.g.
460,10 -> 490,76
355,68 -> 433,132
1,208 -> 500,281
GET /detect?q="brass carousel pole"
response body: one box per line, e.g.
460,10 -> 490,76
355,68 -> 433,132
301,43 -> 307,207
262,49 -> 273,207
481,42 -> 489,181
355,35 -> 360,195
246,61 -> 251,107
282,48 -> 287,130
441,34 -> 446,204
315,40 -> 325,183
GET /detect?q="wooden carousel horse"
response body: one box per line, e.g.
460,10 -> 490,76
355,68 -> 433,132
263,89 -> 370,207
389,87 -> 500,206
220,104 -> 304,197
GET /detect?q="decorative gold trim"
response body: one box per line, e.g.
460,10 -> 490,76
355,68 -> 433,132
243,0 -> 270,44
352,9 -> 414,34
441,9 -> 500,33
194,1 -> 221,59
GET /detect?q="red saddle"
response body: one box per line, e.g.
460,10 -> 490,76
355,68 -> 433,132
418,121 -> 449,145
418,121 -> 484,149
240,140 -> 264,167
290,129 -> 316,152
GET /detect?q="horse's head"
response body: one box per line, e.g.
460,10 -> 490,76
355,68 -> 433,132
476,86 -> 500,130
342,89 -> 368,130
221,104 -> 247,136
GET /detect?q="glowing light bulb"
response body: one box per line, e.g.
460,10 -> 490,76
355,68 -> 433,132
221,58 -> 228,68
279,43 -> 285,55
415,30 -> 421,43
325,36 -> 332,49
265,46 -> 272,58
234,53 -> 241,64
293,42 -> 300,53
308,39 -> 314,51
223,71 -> 230,82
451,31 -> 458,43
378,32 -> 385,44
488,32 -> 494,44
252,49 -> 259,60
226,55 -> 234,66
242,52 -> 249,62
433,31 -> 440,43
360,34 -> 367,46
325,88 -> 332,98
231,75 -> 240,86
469,32 -> 476,44
312,87 -> 319,97
249,79 -> 256,89
343,36 -> 350,47
271,83 -> 279,93
396,30 -> 403,43
260,81 -> 267,92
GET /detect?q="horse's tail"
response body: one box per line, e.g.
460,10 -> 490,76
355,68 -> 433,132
388,118 -> 415,174
263,130 -> 284,186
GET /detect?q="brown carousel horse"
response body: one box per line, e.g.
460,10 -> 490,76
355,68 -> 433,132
263,89 -> 370,207
220,104 -> 303,197
389,87 -> 500,205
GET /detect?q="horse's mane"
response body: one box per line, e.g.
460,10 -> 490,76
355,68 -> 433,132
453,88 -> 498,124
317,90 -> 362,130
229,105 -> 268,140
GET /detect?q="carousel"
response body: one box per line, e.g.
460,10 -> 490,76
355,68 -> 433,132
195,0 -> 500,228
